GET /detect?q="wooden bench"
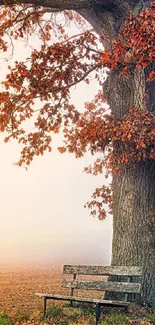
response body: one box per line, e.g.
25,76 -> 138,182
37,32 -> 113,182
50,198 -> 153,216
35,265 -> 142,324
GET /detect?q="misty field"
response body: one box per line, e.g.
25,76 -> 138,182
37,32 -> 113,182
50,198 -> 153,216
0,264 -> 103,313
0,265 -> 154,325
0,265 -> 63,314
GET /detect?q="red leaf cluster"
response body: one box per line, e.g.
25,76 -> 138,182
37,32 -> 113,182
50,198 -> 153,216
100,3 -> 155,71
0,31 -> 100,164
85,184 -> 112,220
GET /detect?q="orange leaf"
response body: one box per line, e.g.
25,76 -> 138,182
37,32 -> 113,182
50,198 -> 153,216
102,51 -> 110,61
58,147 -> 66,154
147,71 -> 155,82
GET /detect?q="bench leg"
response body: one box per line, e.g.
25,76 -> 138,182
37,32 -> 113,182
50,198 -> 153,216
125,304 -> 129,313
43,297 -> 47,317
96,303 -> 101,325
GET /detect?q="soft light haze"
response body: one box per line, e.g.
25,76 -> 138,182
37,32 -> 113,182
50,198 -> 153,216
0,20 -> 112,267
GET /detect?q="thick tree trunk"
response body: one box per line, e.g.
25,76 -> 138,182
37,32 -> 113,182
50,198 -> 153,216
112,163 -> 155,303
103,65 -> 155,303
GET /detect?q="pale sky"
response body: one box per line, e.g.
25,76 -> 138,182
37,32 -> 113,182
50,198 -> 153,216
0,15 -> 112,267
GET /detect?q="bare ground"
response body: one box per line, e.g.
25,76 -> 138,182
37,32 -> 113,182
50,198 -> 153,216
0,264 -> 62,314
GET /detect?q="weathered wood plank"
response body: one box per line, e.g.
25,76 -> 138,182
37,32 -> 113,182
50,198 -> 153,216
62,279 -> 141,293
63,265 -> 142,276
35,293 -> 129,306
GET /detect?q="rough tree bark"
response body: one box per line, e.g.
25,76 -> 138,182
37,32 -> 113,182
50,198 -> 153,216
80,2 -> 155,304
103,66 -> 155,304
1,0 -> 154,303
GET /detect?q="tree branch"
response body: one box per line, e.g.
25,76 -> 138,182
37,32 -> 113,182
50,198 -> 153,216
0,0 -> 143,49
0,0 -> 91,10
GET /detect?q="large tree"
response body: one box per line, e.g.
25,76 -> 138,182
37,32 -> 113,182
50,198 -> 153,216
0,0 -> 154,304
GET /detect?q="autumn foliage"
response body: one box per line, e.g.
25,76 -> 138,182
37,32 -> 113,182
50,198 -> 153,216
0,2 -> 154,219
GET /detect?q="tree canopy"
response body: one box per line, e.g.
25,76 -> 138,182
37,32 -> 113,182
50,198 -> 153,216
0,2 -> 154,219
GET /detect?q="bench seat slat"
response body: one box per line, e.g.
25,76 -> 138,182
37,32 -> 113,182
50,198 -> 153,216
63,265 -> 142,276
35,293 -> 129,307
62,279 -> 141,294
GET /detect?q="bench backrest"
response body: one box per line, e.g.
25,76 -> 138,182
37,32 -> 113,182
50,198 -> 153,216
62,265 -> 142,298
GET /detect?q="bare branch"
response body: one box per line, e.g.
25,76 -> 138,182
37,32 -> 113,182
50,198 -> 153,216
0,0 -> 91,10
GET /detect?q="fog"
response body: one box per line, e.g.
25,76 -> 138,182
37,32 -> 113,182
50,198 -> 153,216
0,19 -> 112,269
0,122 -> 112,267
